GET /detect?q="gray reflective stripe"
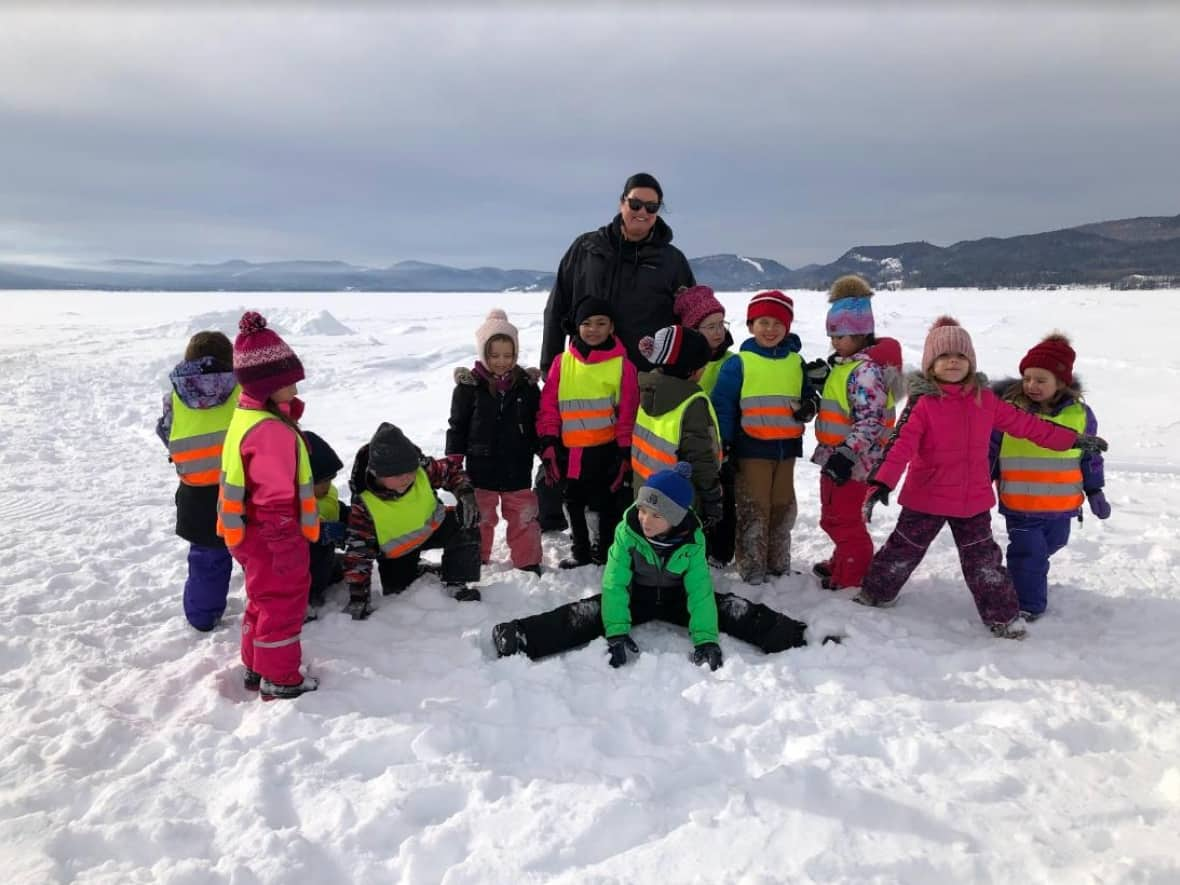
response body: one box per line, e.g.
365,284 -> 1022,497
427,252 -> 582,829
633,425 -> 676,455
253,634 -> 301,649
564,415 -> 614,432
1000,456 -> 1079,471
168,429 -> 227,455
741,394 -> 795,409
219,512 -> 244,529
561,396 -> 614,411
176,455 -> 221,475
819,398 -> 843,412
815,419 -> 849,438
632,426 -> 677,474
379,500 -> 446,556
1000,480 -> 1084,496
221,482 -> 246,502
299,483 -> 318,527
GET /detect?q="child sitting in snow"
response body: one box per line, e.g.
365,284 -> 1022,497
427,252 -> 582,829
809,276 -> 905,591
492,463 -> 819,668
989,333 -> 1108,620
343,422 -> 482,619
853,317 -> 1108,639
446,309 -> 543,575
157,330 -> 239,632
304,431 -> 350,619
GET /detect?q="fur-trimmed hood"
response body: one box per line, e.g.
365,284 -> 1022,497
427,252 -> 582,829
453,364 -> 541,387
990,374 -> 1085,411
907,370 -> 989,398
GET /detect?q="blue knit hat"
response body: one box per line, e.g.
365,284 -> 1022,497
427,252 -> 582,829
636,462 -> 694,525
826,275 -> 875,337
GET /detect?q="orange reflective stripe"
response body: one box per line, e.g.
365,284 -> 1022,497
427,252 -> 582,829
744,425 -> 804,441
172,442 -> 224,464
1002,493 -> 1086,511
180,468 -> 221,486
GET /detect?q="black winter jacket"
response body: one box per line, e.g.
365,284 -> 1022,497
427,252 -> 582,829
446,365 -> 541,492
540,215 -> 695,373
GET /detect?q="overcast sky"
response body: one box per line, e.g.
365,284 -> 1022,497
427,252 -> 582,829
1,4 -> 1178,270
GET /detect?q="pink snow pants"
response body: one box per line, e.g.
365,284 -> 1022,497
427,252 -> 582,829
819,475 -> 875,589
475,488 -> 542,568
231,525 -> 309,686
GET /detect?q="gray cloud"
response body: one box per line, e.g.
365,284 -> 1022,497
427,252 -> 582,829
1,5 -> 1177,269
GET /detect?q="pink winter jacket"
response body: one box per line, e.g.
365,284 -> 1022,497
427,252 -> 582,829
237,393 -> 307,550
537,337 -> 639,480
874,373 -> 1079,518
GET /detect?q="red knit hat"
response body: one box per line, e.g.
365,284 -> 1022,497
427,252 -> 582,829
746,290 -> 794,330
1019,333 -> 1075,386
232,311 -> 305,401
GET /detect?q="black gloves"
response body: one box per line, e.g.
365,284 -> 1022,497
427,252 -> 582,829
821,451 -> 855,486
794,396 -> 818,424
455,486 -> 481,529
692,642 -> 723,671
1075,433 -> 1109,454
607,634 -> 639,668
862,481 -> 891,522
319,520 -> 347,545
700,485 -> 724,530
804,357 -> 831,387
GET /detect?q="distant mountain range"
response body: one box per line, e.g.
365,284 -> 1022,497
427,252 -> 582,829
3,214 -> 1178,292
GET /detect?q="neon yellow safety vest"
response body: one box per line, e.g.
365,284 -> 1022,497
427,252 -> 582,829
316,483 -> 340,523
814,361 -> 896,448
699,351 -> 735,396
738,351 -> 804,441
631,391 -> 722,485
167,386 -> 241,486
359,468 -> 446,559
557,351 -> 623,448
998,404 -> 1086,512
217,409 -> 319,549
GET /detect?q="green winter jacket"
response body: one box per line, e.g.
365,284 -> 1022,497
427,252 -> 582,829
601,505 -> 719,646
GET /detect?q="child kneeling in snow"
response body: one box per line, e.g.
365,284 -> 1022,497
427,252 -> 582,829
342,422 -> 482,619
493,463 -> 820,668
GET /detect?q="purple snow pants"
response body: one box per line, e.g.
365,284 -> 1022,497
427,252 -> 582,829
185,543 -> 233,631
860,508 -> 1020,627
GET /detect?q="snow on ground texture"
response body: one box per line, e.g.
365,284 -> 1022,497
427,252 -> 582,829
0,289 -> 1177,884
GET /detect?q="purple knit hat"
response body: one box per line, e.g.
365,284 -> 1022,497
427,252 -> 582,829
673,285 -> 726,330
826,275 -> 875,337
232,311 -> 305,401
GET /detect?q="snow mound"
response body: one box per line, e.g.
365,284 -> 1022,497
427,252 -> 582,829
182,308 -> 354,337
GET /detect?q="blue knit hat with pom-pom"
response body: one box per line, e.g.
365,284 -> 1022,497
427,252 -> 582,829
636,461 -> 694,525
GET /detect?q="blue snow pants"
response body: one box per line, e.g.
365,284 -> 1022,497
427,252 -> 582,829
1003,513 -> 1072,617
185,543 -> 233,631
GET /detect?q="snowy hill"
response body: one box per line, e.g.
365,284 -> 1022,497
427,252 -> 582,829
1,288 -> 1178,883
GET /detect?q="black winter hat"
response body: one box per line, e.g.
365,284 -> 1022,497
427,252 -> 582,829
638,325 -> 711,379
367,422 -> 420,477
304,431 -> 343,482
574,296 -> 615,327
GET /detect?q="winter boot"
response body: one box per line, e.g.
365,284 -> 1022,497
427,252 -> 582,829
516,564 -> 543,576
243,668 -> 261,692
990,618 -> 1028,640
493,621 -> 525,657
812,561 -> 833,580
260,675 -> 319,701
346,596 -> 374,620
449,583 -> 482,602
559,545 -> 592,569
851,589 -> 896,608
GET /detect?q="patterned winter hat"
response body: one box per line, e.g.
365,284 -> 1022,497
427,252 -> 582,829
475,308 -> 519,362
673,285 -> 726,330
636,462 -> 694,527
922,316 -> 977,374
1019,333 -> 1075,386
638,325 -> 711,379
367,422 -> 420,477
746,290 -> 794,331
232,311 -> 305,401
826,275 -> 875,337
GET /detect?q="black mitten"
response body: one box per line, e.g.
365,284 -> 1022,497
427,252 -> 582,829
692,642 -> 723,671
1076,433 -> 1109,454
822,451 -> 855,486
607,634 -> 639,668
862,481 -> 891,522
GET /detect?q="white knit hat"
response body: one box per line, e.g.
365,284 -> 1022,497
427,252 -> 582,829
475,308 -> 519,362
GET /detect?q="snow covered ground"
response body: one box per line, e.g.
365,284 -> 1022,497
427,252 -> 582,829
1,288 -> 1177,884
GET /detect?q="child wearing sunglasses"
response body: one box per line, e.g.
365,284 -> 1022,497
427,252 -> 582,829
537,297 -> 639,568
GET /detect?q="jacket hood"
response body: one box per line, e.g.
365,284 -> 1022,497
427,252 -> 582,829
603,214 -> 676,249
169,357 -> 238,409
991,374 -> 1084,411
852,336 -> 906,403
739,332 -> 802,358
906,369 -> 990,398
637,371 -> 703,417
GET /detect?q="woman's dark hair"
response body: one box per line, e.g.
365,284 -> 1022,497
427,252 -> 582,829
621,172 -> 663,202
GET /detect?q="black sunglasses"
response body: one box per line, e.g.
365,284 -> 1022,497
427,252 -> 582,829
625,197 -> 661,213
